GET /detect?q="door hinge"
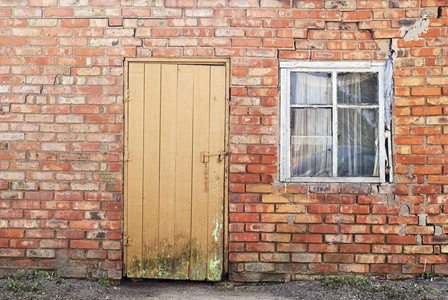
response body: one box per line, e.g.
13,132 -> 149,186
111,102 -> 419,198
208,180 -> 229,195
124,148 -> 131,162
124,89 -> 131,102
123,235 -> 130,246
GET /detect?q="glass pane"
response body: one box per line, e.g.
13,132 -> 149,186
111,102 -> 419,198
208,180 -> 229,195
291,72 -> 332,105
338,108 -> 379,177
291,137 -> 332,176
337,73 -> 378,104
291,108 -> 331,136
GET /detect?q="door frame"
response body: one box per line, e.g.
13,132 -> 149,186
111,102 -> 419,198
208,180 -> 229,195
123,58 -> 230,278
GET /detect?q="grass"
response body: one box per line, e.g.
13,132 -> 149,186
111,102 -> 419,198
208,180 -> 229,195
98,278 -> 111,286
2,269 -> 63,294
418,271 -> 445,280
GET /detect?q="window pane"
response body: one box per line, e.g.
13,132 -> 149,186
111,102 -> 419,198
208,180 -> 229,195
337,73 -> 378,104
338,108 -> 378,176
291,72 -> 332,105
291,137 -> 332,176
291,108 -> 331,136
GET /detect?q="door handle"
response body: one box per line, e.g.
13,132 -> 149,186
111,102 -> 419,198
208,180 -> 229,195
200,151 -> 228,163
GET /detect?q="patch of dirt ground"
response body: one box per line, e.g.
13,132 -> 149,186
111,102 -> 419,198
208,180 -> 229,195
2,271 -> 448,300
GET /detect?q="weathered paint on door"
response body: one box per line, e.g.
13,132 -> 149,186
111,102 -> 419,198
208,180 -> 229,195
124,61 -> 227,281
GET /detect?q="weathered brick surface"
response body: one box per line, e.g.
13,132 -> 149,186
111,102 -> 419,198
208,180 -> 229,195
0,0 -> 447,282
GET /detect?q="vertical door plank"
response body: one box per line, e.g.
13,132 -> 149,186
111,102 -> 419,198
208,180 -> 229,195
206,65 -> 226,281
126,62 -> 145,277
158,64 -> 178,279
173,65 -> 194,279
142,63 -> 161,278
190,65 -> 211,280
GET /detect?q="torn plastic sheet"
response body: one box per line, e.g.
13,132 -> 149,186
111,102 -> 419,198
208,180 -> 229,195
384,55 -> 393,181
384,56 -> 393,129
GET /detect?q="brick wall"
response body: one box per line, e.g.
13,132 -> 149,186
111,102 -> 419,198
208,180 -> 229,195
0,0 -> 448,281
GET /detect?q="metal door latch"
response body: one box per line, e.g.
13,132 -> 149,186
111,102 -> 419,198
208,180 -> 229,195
200,151 -> 228,163
201,151 -> 228,192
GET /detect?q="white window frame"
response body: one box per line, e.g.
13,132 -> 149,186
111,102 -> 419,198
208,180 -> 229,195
280,61 -> 386,183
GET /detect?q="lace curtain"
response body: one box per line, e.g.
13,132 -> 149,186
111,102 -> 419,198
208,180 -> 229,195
291,72 -> 379,177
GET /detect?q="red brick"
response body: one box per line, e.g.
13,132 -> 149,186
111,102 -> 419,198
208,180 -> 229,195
356,254 -> 386,264
56,231 -> 85,239
373,30 -> 402,39
402,265 -> 425,274
294,215 -> 322,223
406,226 -> 434,235
261,233 -> 290,242
389,216 -> 418,224
260,214 -> 289,223
0,249 -> 25,257
422,0 -> 448,7
371,264 -> 401,274
245,243 -> 275,252
340,205 -> 369,214
371,225 -> 401,235
424,236 -> 448,244
355,235 -> 385,244
358,196 -> 386,204
230,174 -> 260,183
340,245 -> 371,253
356,215 -> 386,224
244,204 -> 273,213
411,87 -> 442,96
230,243 -> 245,252
70,241 -> 99,249
246,223 -> 274,232
275,204 -> 305,213
277,243 -> 307,252
419,255 -> 447,264
325,235 -> 353,244
428,176 -> 448,184
247,165 -> 277,174
230,233 -> 259,242
0,230 -> 24,238
325,195 -> 355,204
387,236 -> 417,245
293,234 -> 322,243
372,245 -> 402,254
404,246 -> 434,254
309,225 -> 337,234
309,264 -> 338,273
276,224 -> 306,233
293,195 -> 323,203
278,50 -> 309,59
325,215 -> 355,224
292,253 -> 321,263
166,0 -> 194,6
371,206 -> 401,215
230,224 -> 244,232
410,205 -> 440,214
229,253 -> 258,262
309,31 -> 340,40
263,19 -> 293,28
342,11 -> 371,20
308,205 -> 338,214
324,254 -> 354,263
309,10 -> 340,19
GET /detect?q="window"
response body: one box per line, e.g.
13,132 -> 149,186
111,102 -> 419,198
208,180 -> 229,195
280,61 -> 387,183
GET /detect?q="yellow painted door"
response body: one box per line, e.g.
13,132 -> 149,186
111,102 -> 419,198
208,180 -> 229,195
124,61 -> 227,281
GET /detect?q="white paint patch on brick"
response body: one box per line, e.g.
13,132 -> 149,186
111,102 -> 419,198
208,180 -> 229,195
401,16 -> 430,41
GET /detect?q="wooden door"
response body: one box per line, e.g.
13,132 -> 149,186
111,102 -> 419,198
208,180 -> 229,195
124,61 -> 227,281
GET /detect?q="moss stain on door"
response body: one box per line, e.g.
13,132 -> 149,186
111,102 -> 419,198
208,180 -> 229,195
124,60 -> 227,281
